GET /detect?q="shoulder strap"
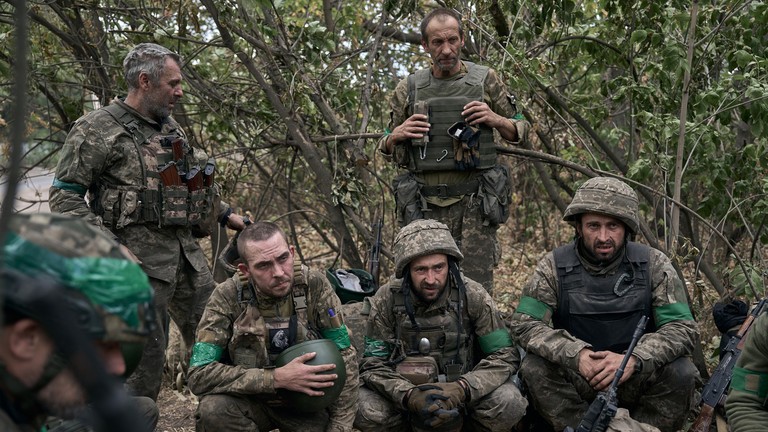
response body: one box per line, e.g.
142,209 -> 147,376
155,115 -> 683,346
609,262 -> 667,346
102,103 -> 154,146
463,61 -> 489,86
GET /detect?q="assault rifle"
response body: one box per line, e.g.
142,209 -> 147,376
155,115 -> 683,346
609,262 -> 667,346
564,315 -> 648,432
369,218 -> 383,288
688,297 -> 768,432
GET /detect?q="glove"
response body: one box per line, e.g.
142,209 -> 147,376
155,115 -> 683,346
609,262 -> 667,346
406,384 -> 448,414
424,406 -> 461,429
432,381 -> 468,410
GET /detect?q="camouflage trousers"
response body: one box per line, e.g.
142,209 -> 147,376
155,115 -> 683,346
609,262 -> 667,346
126,253 -> 215,400
354,377 -> 527,432
520,353 -> 697,432
415,195 -> 500,294
196,393 -> 330,431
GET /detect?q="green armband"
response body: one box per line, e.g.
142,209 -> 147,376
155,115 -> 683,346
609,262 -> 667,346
654,303 -> 694,326
363,336 -> 391,358
478,328 -> 513,354
190,342 -> 223,368
321,324 -> 351,350
515,296 -> 553,323
731,367 -> 768,399
52,178 -> 87,197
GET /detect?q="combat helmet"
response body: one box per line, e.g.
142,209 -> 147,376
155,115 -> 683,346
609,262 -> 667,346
274,339 -> 347,413
562,177 -> 640,235
1,213 -> 155,376
393,219 -> 463,278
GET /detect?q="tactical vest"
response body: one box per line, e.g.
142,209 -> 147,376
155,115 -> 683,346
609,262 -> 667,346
552,242 -> 656,352
229,263 -> 314,367
95,103 -> 214,231
389,279 -> 474,378
407,61 -> 497,172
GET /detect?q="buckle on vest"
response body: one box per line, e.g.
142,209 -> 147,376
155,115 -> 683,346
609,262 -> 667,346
435,184 -> 449,199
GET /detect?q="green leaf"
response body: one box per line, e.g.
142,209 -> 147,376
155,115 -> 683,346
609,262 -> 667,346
630,29 -> 647,44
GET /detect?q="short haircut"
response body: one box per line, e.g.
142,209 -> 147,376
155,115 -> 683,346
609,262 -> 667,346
236,221 -> 289,263
420,8 -> 463,43
123,43 -> 182,91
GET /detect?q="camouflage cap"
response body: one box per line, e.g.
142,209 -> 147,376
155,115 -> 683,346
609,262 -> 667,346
563,177 -> 640,235
2,213 -> 154,343
393,219 -> 463,278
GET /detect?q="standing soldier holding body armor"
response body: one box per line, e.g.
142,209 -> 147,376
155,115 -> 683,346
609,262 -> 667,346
511,177 -> 699,432
726,309 -> 768,430
187,221 -> 358,432
356,219 -> 527,432
0,213 -> 157,432
49,43 -> 245,401
378,7 -> 529,294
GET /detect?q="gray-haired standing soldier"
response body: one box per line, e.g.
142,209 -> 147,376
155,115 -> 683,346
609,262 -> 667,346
378,7 -> 529,294
356,219 -> 527,431
511,177 -> 699,432
49,43 -> 245,401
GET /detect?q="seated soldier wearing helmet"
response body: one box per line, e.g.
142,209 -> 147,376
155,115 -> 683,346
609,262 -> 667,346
0,213 -> 156,432
511,177 -> 699,432
187,221 -> 358,432
356,219 -> 527,432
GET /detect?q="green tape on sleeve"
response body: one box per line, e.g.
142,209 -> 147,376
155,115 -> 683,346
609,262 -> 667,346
320,324 -> 352,350
363,336 -> 391,358
478,328 -> 513,354
731,367 -> 768,399
654,302 -> 694,327
52,178 -> 87,197
190,342 -> 223,368
515,296 -> 552,321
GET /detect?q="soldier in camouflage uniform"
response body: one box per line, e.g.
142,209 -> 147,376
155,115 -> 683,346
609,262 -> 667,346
49,43 -> 245,401
356,219 -> 527,431
0,213 -> 157,432
511,177 -> 699,432
187,221 -> 358,432
726,308 -> 768,430
378,8 -> 529,294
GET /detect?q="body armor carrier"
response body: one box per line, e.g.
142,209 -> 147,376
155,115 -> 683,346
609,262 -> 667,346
389,275 -> 474,381
228,263 -> 317,367
95,103 -> 214,232
407,61 -> 497,172
552,241 -> 656,352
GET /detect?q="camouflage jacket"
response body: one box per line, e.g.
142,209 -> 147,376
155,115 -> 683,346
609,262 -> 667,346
511,240 -> 698,374
187,267 -> 358,432
49,99 -> 221,282
360,273 -> 519,407
726,310 -> 768,429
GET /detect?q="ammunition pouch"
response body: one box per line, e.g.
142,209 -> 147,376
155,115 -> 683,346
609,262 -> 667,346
477,164 -> 511,227
396,356 -> 439,385
393,172 -> 429,226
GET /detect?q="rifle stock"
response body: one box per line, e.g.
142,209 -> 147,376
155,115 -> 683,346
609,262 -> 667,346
687,297 -> 767,432
368,219 -> 383,288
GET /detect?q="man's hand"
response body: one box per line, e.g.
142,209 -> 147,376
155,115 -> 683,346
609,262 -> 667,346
578,349 -> 637,391
384,114 -> 430,154
461,101 -> 518,141
432,381 -> 468,409
225,212 -> 247,231
273,352 -> 338,396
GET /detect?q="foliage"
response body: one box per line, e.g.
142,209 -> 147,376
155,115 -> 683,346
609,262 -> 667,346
0,0 -> 766,297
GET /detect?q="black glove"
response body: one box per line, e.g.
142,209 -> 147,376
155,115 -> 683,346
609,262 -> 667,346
406,384 -> 448,415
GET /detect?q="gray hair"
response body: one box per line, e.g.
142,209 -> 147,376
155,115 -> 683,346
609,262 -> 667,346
123,43 -> 181,91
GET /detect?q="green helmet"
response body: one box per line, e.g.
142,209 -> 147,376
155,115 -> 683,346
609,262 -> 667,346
1,213 -> 155,371
562,177 -> 640,235
274,339 -> 347,413
393,219 -> 463,278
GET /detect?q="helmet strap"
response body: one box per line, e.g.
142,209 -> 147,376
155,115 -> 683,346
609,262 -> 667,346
0,351 -> 67,424
400,269 -> 421,332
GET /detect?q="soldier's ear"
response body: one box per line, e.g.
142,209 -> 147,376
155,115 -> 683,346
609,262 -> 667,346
237,262 -> 249,276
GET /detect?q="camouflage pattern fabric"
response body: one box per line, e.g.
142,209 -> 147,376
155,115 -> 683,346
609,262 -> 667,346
726,310 -> 768,429
49,99 -> 220,400
357,273 -> 527,431
379,62 -> 527,294
188,267 -> 358,432
562,177 -> 640,235
511,244 -> 699,432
